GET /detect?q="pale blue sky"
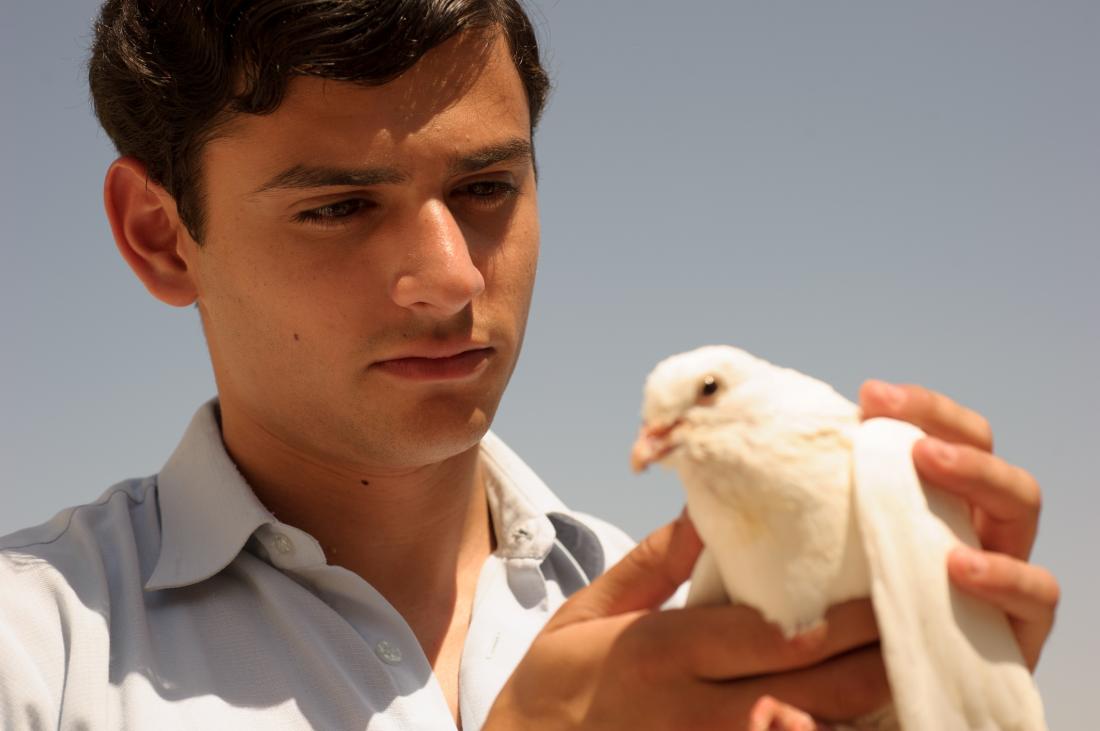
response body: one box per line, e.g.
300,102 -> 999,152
2,2 -> 1097,727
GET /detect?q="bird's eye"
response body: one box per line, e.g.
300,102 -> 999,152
698,375 -> 721,402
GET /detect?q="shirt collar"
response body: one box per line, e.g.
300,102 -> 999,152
479,430 -> 563,562
145,400 -> 275,590
145,400 -> 572,591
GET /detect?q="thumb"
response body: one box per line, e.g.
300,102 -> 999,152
546,509 -> 703,630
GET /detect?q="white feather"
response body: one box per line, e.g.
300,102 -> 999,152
854,418 -> 1046,731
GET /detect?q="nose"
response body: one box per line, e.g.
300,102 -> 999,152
389,200 -> 486,316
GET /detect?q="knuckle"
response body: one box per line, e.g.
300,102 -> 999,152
629,532 -> 684,595
630,534 -> 662,570
621,547 -> 674,599
952,409 -> 993,452
982,552 -> 1017,587
977,452 -> 1030,506
1015,467 -> 1043,514
926,387 -> 952,419
983,454 -> 1014,490
925,386 -> 957,426
1047,572 -> 1062,609
904,383 -> 933,416
974,416 -> 995,451
1033,565 -> 1061,608
859,380 -> 887,411
1008,562 -> 1034,596
917,384 -> 994,451
966,447 -> 994,481
1003,559 -> 1057,610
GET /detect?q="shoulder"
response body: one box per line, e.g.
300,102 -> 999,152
0,476 -> 160,582
0,475 -> 161,619
0,479 -> 161,663
0,476 -> 160,723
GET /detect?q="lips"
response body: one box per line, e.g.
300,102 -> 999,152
371,347 -> 494,381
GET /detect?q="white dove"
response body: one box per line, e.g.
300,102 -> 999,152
631,345 -> 1048,731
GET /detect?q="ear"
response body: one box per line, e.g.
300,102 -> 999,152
103,157 -> 199,307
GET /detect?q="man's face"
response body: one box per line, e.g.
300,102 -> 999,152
181,31 -> 539,469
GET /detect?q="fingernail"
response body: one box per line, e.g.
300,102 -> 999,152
874,381 -> 906,409
927,438 -> 958,465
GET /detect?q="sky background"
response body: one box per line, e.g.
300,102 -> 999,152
1,1 -> 1097,727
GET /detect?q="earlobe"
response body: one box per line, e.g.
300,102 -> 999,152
104,157 -> 198,307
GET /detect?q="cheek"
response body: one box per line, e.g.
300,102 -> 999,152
481,243 -> 537,338
194,237 -> 340,367
516,225 -> 540,314
490,202 -> 540,301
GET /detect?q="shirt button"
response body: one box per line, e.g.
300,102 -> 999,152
272,533 -> 294,555
374,640 -> 403,665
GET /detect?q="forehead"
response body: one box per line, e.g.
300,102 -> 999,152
206,31 -> 531,172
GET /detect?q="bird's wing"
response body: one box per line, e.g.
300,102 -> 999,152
853,418 -> 1047,731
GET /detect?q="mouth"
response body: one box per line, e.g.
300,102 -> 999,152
371,346 -> 495,382
630,418 -> 684,473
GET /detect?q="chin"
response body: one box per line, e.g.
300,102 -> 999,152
420,399 -> 495,453
359,395 -> 498,468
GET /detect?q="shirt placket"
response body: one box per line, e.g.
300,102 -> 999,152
254,523 -> 458,731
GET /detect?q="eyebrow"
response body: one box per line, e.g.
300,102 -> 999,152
448,137 -> 533,176
252,137 -> 533,195
252,165 -> 407,194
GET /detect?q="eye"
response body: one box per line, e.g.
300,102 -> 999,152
294,198 -> 371,226
697,375 -> 721,404
453,180 -> 519,208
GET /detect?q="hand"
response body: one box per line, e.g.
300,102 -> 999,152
484,513 -> 888,731
859,380 -> 1060,670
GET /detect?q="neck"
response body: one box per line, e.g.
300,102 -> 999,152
216,397 -> 495,657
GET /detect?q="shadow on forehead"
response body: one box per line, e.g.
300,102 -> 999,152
388,28 -> 509,137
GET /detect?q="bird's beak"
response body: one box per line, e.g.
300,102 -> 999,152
631,419 -> 683,473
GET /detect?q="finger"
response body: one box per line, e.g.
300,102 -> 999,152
912,438 -> 1041,558
947,547 -> 1060,670
546,510 -> 702,629
729,643 -> 890,723
747,694 -> 820,731
648,599 -> 879,680
860,380 -> 994,452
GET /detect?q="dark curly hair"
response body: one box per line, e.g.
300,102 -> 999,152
89,0 -> 550,242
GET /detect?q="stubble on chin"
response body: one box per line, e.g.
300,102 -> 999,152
312,386 -> 498,472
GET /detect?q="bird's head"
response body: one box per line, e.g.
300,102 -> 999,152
631,345 -> 767,472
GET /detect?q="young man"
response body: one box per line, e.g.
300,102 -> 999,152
0,1 -> 1058,729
